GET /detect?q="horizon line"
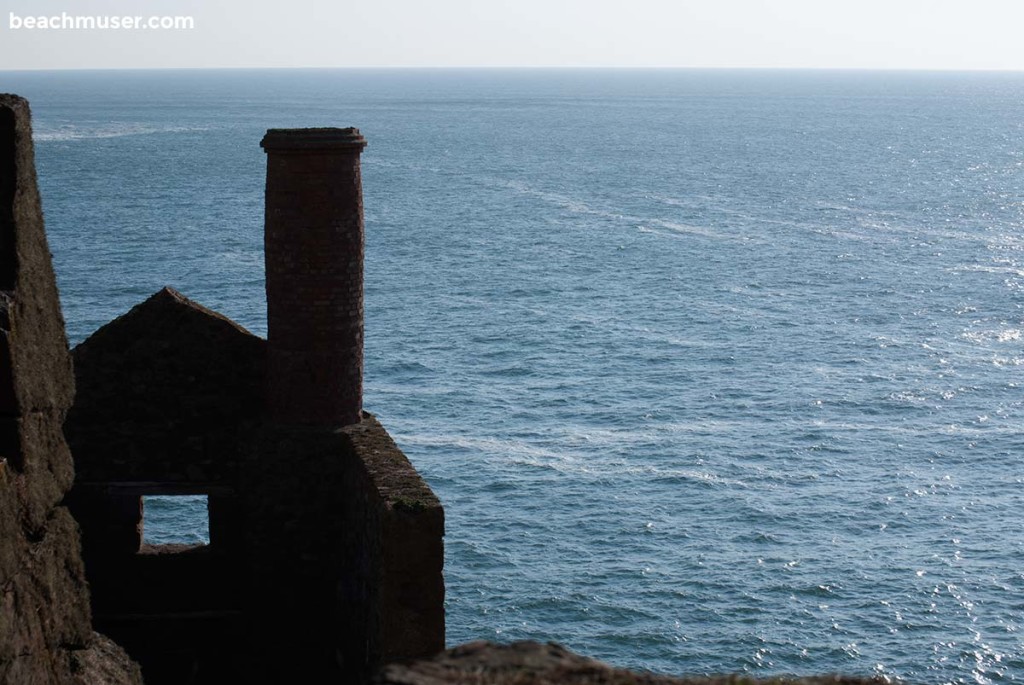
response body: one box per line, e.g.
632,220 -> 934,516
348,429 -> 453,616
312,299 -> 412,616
3,65 -> 1024,74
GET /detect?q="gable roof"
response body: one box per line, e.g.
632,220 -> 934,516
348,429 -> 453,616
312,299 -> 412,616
66,287 -> 266,482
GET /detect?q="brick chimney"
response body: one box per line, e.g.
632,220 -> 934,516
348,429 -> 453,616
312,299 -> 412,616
260,128 -> 368,426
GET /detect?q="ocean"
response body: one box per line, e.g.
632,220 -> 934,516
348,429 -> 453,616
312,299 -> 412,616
4,68 -> 1024,683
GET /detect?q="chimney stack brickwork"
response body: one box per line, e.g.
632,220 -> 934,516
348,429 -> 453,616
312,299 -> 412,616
261,128 -> 367,426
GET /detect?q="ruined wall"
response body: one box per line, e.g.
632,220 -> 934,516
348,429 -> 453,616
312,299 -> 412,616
0,94 -> 141,685
246,413 -> 444,684
64,286 -> 444,683
64,286 -> 266,684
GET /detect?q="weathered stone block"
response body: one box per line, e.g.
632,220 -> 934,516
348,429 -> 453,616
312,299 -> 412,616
0,95 -> 75,418
67,633 -> 145,685
0,508 -> 92,670
0,93 -> 141,685
2,413 -> 75,535
0,652 -> 57,685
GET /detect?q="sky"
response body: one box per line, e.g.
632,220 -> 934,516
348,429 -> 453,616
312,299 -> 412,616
2,0 -> 1024,71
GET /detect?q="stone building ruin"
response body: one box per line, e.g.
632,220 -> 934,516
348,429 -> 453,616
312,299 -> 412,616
1,105 -> 445,685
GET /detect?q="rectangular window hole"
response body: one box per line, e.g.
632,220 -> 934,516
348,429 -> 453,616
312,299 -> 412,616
141,495 -> 210,547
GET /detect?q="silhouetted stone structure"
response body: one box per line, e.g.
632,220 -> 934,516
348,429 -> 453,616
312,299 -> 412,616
64,128 -> 445,684
0,94 -> 142,685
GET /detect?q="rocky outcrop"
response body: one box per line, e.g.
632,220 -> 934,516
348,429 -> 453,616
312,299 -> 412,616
0,94 -> 141,685
377,642 -> 887,685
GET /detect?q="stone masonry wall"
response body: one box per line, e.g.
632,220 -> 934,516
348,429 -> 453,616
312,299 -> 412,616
63,285 -> 267,683
66,286 -> 266,487
0,94 -> 141,685
245,413 -> 444,684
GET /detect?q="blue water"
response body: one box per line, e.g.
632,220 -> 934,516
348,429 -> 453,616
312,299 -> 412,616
141,496 -> 208,546
4,69 -> 1024,682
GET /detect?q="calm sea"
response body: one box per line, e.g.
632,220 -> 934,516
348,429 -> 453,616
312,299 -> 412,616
4,69 -> 1024,683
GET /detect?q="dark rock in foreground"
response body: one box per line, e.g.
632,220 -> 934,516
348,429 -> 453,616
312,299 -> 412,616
377,641 -> 887,685
0,94 -> 142,684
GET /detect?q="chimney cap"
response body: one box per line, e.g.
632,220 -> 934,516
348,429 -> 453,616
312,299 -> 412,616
260,127 -> 367,153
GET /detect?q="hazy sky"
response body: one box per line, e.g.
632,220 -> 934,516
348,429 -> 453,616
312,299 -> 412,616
2,0 -> 1024,71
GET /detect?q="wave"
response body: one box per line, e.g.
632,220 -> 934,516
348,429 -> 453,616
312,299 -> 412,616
641,465 -> 750,488
645,218 -> 724,239
34,123 -> 211,142
397,433 -> 573,462
961,328 -> 1023,344
486,178 -> 728,241
951,263 -> 1024,278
